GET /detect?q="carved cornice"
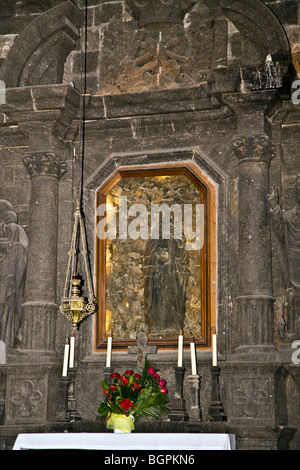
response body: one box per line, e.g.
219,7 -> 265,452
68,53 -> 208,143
232,134 -> 276,163
125,0 -> 196,28
23,152 -> 68,179
3,84 -> 80,143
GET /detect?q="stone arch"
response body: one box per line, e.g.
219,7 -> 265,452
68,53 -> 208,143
219,0 -> 291,65
0,0 -> 82,88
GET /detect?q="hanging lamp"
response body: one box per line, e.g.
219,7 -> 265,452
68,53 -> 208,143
59,0 -> 96,330
59,203 -> 96,329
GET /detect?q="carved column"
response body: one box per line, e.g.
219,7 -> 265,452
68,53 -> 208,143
21,153 -> 68,352
232,134 -> 276,351
224,91 -> 279,354
3,85 -> 80,357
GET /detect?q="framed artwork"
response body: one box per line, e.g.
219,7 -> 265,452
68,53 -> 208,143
95,163 -> 217,351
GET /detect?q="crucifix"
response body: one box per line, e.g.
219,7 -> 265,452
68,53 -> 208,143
128,331 -> 157,367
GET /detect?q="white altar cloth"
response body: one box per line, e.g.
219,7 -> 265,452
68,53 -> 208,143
13,433 -> 235,450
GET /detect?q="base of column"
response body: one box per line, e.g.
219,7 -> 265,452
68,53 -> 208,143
6,348 -> 58,364
235,344 -> 278,361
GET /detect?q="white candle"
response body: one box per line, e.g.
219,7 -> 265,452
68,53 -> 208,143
106,335 -> 112,368
212,329 -> 217,366
62,340 -> 69,377
178,331 -> 183,367
190,340 -> 197,375
69,332 -> 75,368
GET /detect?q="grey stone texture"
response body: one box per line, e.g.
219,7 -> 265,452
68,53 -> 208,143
0,0 -> 299,450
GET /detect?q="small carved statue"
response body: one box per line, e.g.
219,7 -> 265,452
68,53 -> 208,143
268,175 -> 300,341
0,200 -> 28,347
143,222 -> 188,337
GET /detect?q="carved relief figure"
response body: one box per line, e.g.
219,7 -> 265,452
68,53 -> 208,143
97,1 -> 216,95
143,223 -> 188,337
115,25 -> 195,92
268,175 -> 300,340
0,200 -> 28,347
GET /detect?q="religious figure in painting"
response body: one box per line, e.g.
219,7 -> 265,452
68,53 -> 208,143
143,223 -> 188,337
0,200 -> 28,347
268,175 -> 300,340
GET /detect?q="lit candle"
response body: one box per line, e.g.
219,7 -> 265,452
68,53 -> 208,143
178,330 -> 183,367
69,332 -> 75,368
62,340 -> 69,377
212,328 -> 217,366
106,334 -> 112,368
190,339 -> 197,375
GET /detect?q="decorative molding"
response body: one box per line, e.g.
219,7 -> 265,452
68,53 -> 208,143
6,376 -> 47,425
233,379 -> 269,418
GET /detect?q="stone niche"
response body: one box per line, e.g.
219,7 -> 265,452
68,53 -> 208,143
0,0 -> 300,452
95,164 -> 218,352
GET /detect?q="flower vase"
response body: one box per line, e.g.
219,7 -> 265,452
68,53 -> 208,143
107,413 -> 135,433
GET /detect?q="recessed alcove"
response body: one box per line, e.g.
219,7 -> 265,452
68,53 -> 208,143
86,153 -> 228,355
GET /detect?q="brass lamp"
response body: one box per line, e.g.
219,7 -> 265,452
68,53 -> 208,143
59,204 -> 96,329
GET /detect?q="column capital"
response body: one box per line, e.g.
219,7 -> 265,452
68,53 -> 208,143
23,152 -> 68,179
232,134 -> 276,163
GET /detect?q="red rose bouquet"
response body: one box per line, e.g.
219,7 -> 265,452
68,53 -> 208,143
98,361 -> 169,431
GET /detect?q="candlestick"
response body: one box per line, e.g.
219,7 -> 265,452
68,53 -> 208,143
212,328 -> 217,366
186,374 -> 202,432
69,332 -> 75,368
169,367 -> 188,422
208,366 -> 227,422
106,334 -> 112,368
67,368 -> 81,422
178,331 -> 183,367
104,367 -> 112,384
62,340 -> 69,377
55,376 -> 70,423
190,339 -> 197,375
